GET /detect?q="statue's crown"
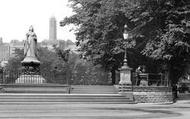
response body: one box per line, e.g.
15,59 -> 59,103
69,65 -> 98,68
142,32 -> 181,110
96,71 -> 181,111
29,26 -> 34,32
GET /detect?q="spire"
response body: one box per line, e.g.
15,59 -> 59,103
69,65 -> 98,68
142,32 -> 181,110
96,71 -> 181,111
49,16 -> 57,41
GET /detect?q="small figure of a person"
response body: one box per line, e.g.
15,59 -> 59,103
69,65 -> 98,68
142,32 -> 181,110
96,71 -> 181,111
136,66 -> 142,73
141,65 -> 146,73
135,66 -> 142,86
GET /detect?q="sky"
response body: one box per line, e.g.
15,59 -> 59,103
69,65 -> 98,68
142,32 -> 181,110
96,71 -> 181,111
0,0 -> 75,43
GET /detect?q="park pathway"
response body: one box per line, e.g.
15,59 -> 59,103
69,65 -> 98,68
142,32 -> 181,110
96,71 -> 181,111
0,100 -> 189,119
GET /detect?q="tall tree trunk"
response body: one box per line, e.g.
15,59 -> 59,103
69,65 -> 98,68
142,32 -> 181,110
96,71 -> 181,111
111,69 -> 116,85
168,60 -> 184,100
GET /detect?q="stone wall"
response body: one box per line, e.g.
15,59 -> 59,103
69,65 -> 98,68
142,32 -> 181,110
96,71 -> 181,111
133,86 -> 173,103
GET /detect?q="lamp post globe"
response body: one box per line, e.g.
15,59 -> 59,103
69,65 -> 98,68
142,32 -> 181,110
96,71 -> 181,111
123,24 -> 128,40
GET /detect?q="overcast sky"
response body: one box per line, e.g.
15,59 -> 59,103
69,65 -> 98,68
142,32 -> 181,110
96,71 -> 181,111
0,0 -> 75,43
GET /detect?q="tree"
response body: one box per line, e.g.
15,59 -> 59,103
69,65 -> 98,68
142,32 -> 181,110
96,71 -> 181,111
37,47 -> 61,83
61,0 -> 132,69
6,48 -> 24,72
60,0 -> 165,84
128,0 -> 190,85
5,48 -> 24,83
53,46 -> 111,85
61,0 -> 190,85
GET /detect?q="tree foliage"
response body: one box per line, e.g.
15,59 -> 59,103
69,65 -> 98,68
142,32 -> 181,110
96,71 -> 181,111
54,46 -> 110,85
61,0 -> 190,84
129,0 -> 190,84
4,48 -> 24,83
61,0 -> 150,71
6,48 -> 24,72
4,46 -> 109,84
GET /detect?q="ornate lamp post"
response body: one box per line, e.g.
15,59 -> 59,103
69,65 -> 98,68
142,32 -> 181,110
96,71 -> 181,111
123,25 -> 128,66
118,24 -> 133,101
119,24 -> 132,85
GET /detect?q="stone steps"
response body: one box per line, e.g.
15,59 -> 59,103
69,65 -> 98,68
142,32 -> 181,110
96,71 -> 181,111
0,85 -> 133,103
0,94 -> 133,103
71,85 -> 118,94
0,85 -> 119,94
0,84 -> 70,93
2,88 -> 68,93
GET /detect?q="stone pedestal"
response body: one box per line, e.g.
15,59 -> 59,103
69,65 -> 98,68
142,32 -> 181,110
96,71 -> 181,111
119,62 -> 132,85
119,62 -> 133,101
15,62 -> 46,84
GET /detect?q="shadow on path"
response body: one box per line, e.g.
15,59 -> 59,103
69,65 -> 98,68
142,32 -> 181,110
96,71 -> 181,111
92,107 -> 182,119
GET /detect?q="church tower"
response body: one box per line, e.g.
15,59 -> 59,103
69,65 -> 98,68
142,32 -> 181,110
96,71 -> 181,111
49,16 -> 57,41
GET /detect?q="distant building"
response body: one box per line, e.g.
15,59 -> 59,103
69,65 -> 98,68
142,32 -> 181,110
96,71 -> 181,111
0,37 -> 3,44
40,39 -> 77,52
40,16 -> 77,52
9,40 -> 24,57
39,16 -> 58,50
0,44 -> 10,61
49,16 -> 57,41
40,39 -> 59,50
0,38 -> 10,61
58,40 -> 78,52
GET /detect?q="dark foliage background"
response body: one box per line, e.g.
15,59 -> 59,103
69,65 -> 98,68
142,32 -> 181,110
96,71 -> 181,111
61,0 -> 190,85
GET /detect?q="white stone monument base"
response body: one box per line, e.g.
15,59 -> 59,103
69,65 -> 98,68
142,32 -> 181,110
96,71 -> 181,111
16,75 -> 46,84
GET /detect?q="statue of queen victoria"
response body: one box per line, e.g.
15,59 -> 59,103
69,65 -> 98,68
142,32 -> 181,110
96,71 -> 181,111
22,26 -> 40,64
16,26 -> 46,84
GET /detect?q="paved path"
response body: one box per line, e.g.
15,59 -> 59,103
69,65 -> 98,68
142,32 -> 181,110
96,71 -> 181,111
0,100 -> 189,119
0,93 -> 189,119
